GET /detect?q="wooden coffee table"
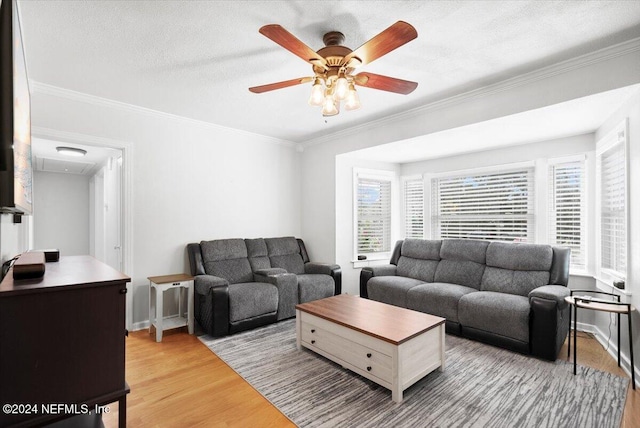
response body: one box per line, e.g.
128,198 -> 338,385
296,294 -> 445,402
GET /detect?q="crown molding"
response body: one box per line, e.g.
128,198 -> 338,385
29,81 -> 298,150
302,37 -> 640,149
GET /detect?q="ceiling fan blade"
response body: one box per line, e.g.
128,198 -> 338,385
344,21 -> 417,68
259,25 -> 328,69
353,72 -> 418,94
249,77 -> 313,93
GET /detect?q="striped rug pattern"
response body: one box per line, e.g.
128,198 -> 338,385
200,319 -> 627,428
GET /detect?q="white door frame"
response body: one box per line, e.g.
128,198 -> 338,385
32,126 -> 134,330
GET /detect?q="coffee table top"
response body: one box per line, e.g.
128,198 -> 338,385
296,294 -> 445,345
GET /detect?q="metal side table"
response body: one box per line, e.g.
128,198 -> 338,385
565,290 -> 635,390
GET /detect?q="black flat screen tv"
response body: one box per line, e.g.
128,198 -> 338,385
0,0 -> 32,214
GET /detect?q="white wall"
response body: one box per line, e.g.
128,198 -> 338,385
0,214 -> 30,263
33,170 -> 90,256
30,90 -> 302,326
593,89 -> 640,385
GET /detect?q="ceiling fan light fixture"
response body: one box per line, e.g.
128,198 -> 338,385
251,21 -> 418,117
322,96 -> 339,116
335,73 -> 349,100
344,83 -> 361,111
308,78 -> 324,106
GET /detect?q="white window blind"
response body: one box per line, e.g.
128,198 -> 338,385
431,168 -> 535,242
357,176 -> 392,255
598,141 -> 627,278
403,178 -> 424,239
549,160 -> 586,270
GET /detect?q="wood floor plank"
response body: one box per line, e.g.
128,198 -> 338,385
101,327 -> 637,427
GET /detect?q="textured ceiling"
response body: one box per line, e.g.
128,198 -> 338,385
18,1 -> 640,143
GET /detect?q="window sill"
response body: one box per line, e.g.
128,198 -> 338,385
352,255 -> 390,269
595,276 -> 632,296
569,270 -> 592,278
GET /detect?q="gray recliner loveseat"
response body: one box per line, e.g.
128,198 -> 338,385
360,238 -> 571,360
188,236 -> 341,337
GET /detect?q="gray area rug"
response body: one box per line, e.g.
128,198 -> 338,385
200,320 -> 627,428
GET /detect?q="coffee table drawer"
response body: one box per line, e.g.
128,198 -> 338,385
300,316 -> 392,383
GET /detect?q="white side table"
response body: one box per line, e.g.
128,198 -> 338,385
148,274 -> 194,342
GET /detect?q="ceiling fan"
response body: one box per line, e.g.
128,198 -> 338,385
249,21 -> 418,117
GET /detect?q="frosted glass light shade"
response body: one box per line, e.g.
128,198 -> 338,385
308,79 -> 324,106
322,97 -> 339,116
344,84 -> 361,110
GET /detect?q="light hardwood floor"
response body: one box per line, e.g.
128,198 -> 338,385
102,327 -> 638,428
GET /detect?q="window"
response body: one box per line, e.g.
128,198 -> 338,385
403,177 -> 424,239
549,158 -> 586,270
356,173 -> 392,256
597,124 -> 627,280
431,166 -> 535,242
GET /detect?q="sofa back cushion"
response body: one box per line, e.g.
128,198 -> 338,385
265,237 -> 305,274
245,238 -> 271,271
200,239 -> 253,284
433,239 -> 489,289
396,239 -> 441,282
481,242 -> 553,296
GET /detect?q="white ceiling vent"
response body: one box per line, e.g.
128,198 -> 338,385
37,157 -> 96,175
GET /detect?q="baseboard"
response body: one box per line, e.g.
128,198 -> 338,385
132,320 -> 150,331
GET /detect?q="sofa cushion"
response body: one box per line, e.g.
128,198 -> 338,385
433,240 -> 489,288
440,239 -> 489,263
201,239 -> 253,284
407,282 -> 477,323
481,267 -> 550,296
265,237 -> 305,274
458,291 -> 530,343
201,238 -> 247,261
434,260 -> 485,289
228,282 -> 278,323
245,238 -> 271,271
397,257 -> 439,282
367,276 -> 424,308
297,274 -> 335,304
486,242 -> 553,271
401,239 -> 441,260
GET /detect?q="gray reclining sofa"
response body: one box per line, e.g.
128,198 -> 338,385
188,236 -> 341,337
360,238 -> 571,360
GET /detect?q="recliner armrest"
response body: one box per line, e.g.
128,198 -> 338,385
529,284 -> 571,360
359,264 -> 397,298
362,265 -> 397,277
304,262 -> 339,275
194,275 -> 230,337
304,262 -> 342,295
529,285 -> 570,310
195,274 -> 229,294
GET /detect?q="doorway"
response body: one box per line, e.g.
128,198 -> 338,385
31,130 -> 133,329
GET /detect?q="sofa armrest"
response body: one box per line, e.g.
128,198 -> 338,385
254,272 -> 298,320
194,275 -> 230,337
359,265 -> 397,299
529,285 -> 570,310
529,285 -> 571,361
304,262 -> 342,295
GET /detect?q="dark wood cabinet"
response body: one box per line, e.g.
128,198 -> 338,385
0,256 -> 130,427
